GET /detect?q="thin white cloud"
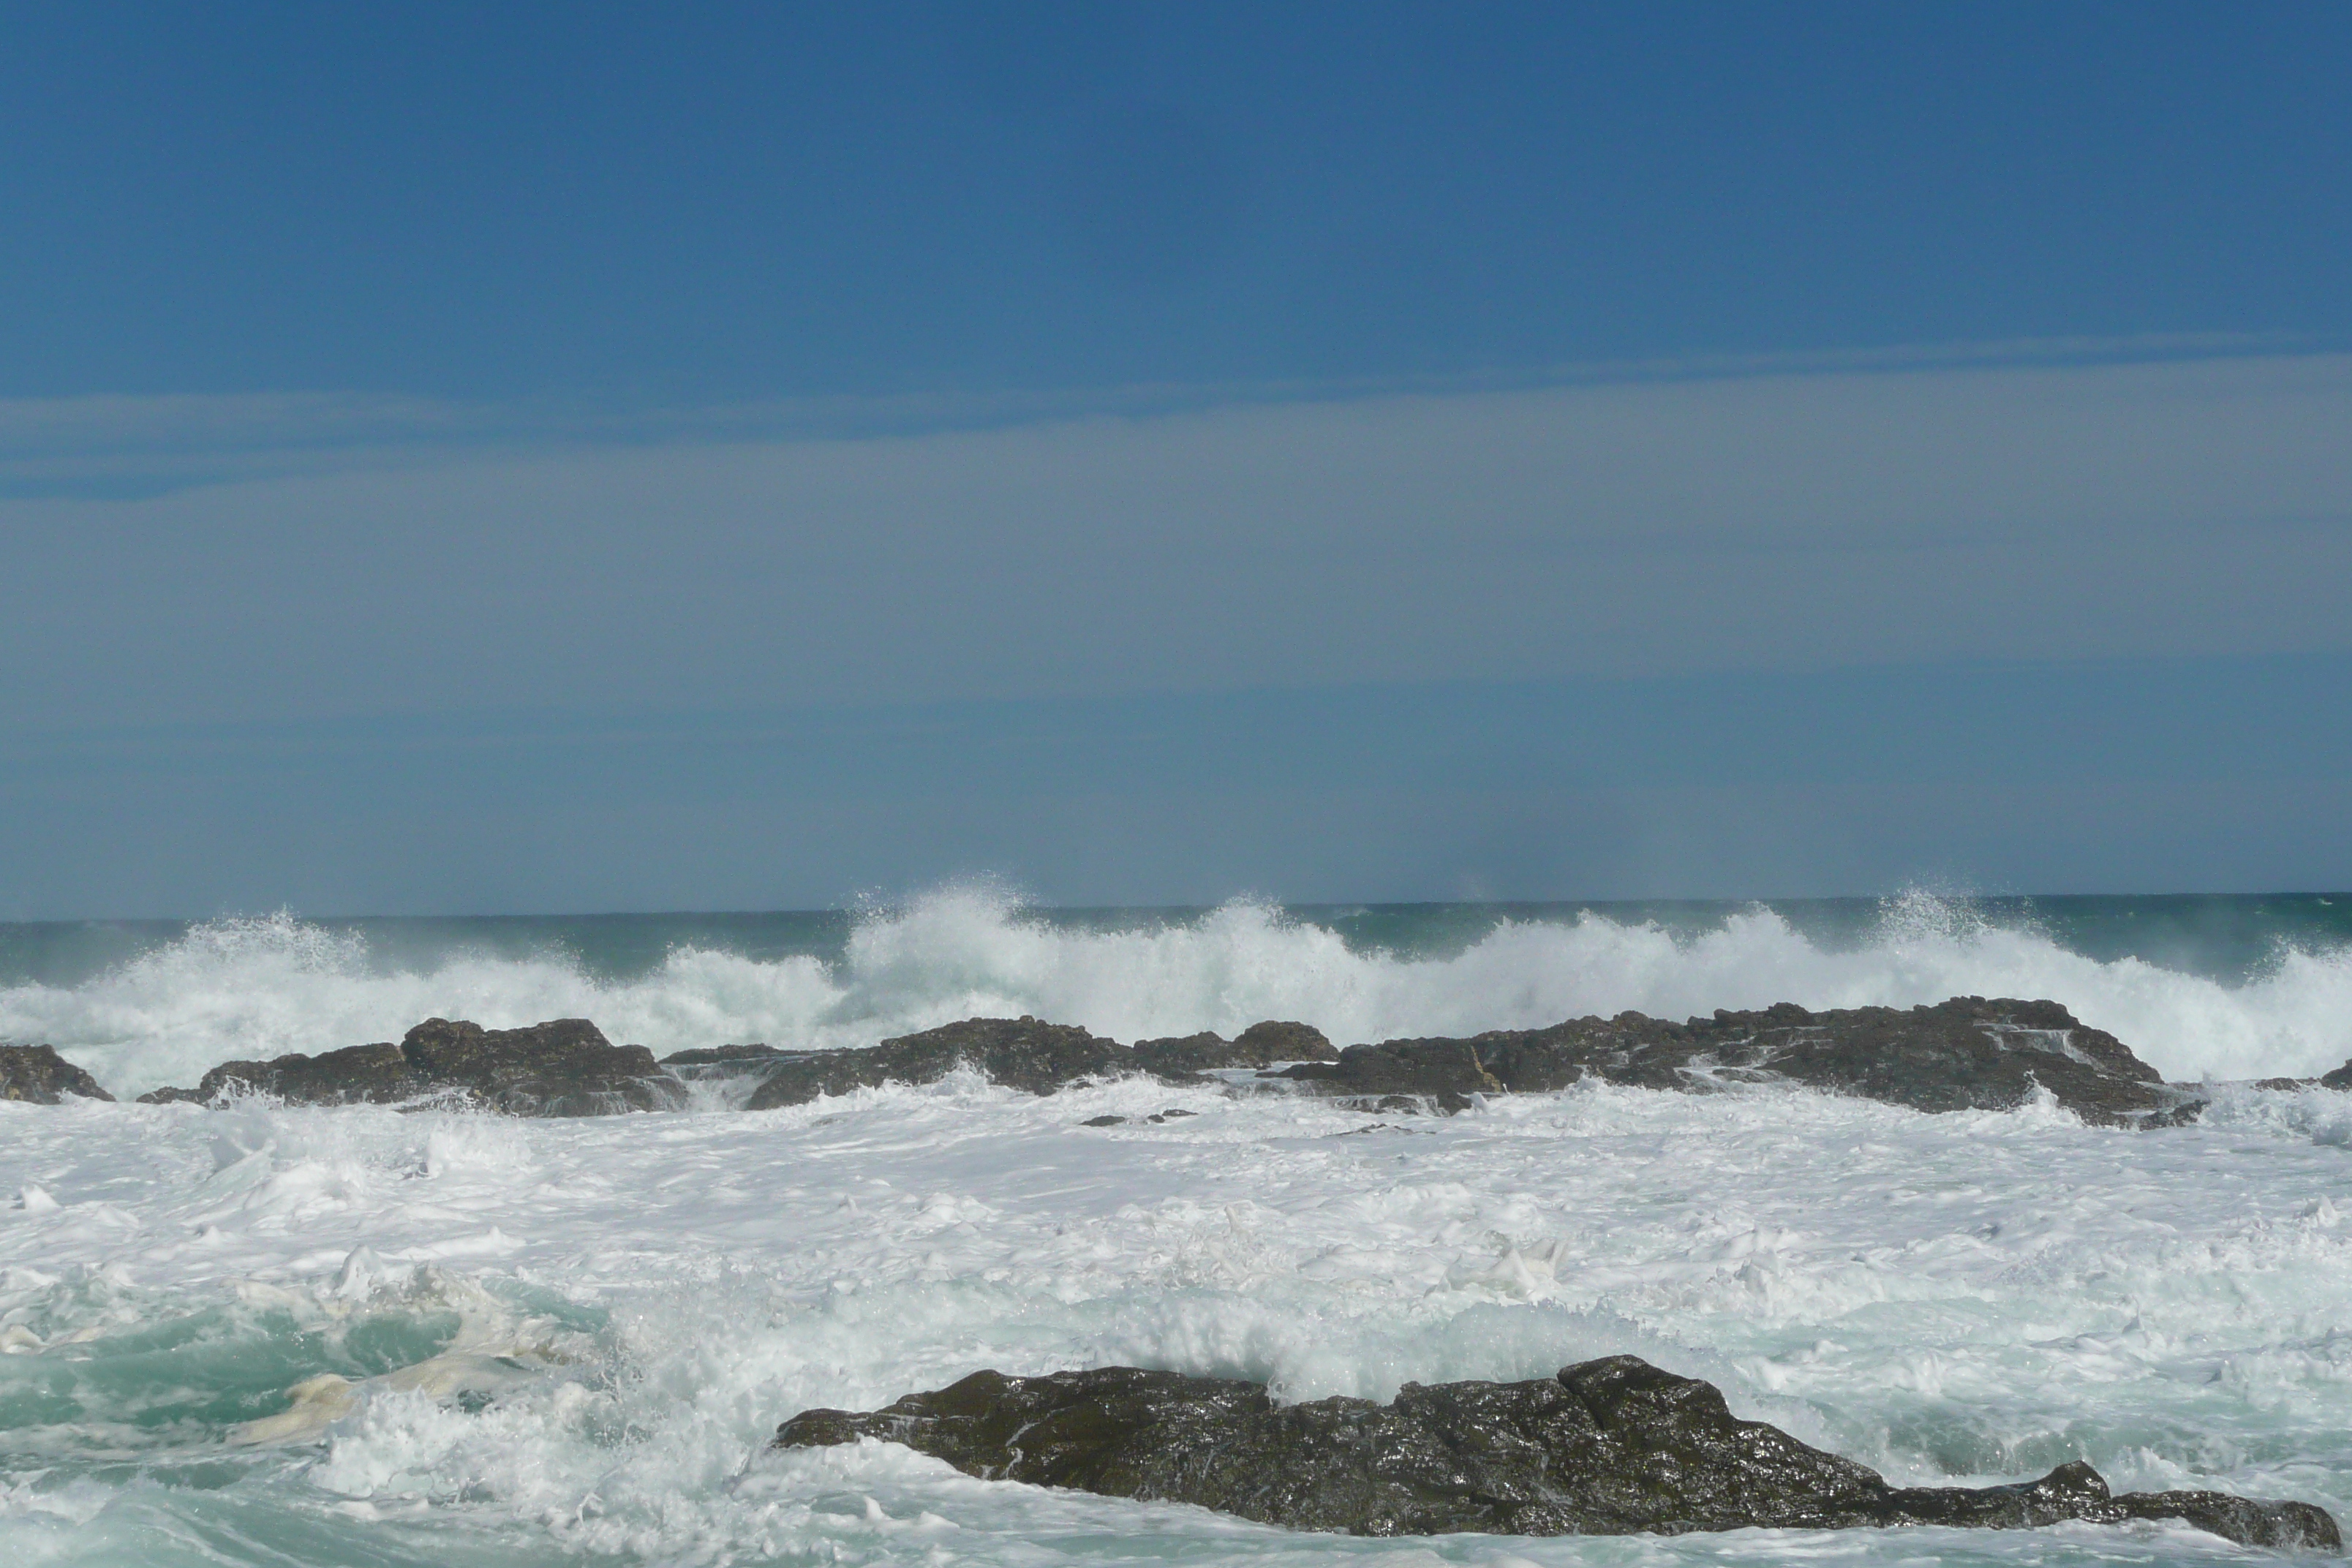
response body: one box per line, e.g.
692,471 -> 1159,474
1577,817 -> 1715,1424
0,333 -> 2296,477
1,347 -> 2346,731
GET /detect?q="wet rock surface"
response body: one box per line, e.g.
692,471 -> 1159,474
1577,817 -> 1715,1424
1276,998 -> 2201,1126
0,1044 -> 114,1104
660,1044 -> 785,1068
774,1356 -> 2338,1549
2321,1058 -> 2352,1091
1079,1108 -> 1196,1128
742,1017 -> 1133,1110
139,1018 -> 683,1115
742,1016 -> 1341,1111
93,998 -> 2210,1126
1133,1019 -> 1337,1075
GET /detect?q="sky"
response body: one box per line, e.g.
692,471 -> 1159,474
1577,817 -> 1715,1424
1,1 -> 2348,916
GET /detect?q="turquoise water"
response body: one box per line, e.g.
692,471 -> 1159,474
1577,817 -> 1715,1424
6,891 -> 2352,1566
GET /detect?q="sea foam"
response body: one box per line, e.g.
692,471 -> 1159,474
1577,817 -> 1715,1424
3,888 -> 2348,1096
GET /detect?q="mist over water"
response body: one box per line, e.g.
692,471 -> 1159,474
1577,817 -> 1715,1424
4,888 -> 2348,1096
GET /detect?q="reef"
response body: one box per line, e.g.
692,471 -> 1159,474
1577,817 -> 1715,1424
1132,1019 -> 1335,1075
1275,998 -> 2201,1126
774,1356 -> 2337,1549
737,1015 -> 1332,1111
728,1000 -> 2194,1125
137,1017 -> 684,1115
0,1044 -> 114,1104
66,998 -> 2212,1126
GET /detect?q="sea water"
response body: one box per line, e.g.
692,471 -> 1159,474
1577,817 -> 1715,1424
4,889 -> 2352,1567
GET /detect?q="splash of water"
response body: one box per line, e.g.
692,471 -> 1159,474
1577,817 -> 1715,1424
3,890 -> 2348,1095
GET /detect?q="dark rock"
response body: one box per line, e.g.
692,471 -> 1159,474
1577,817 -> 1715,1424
1131,1020 -> 1338,1077
2321,1059 -> 2352,1091
1129,1032 -> 1237,1076
0,1044 -> 114,1104
1277,999 -> 2199,1127
742,1017 -> 1131,1111
774,1356 -> 2337,1550
636,999 -> 2195,1126
660,1044 -> 785,1067
1081,1114 -> 1126,1127
137,1018 -> 684,1116
2255,1076 -> 2317,1091
1237,1019 -> 1337,1061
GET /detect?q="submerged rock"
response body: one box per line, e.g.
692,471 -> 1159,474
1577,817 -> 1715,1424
1277,998 -> 2200,1126
140,1018 -> 683,1115
0,1044 -> 113,1104
774,1356 -> 2337,1549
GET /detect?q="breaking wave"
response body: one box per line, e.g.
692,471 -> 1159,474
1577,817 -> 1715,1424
4,889 -> 2348,1096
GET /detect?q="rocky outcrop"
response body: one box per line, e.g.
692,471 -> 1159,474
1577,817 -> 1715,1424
138,1018 -> 683,1115
0,1044 -> 113,1104
742,1017 -> 1133,1110
1133,1019 -> 1336,1076
2321,1059 -> 2352,1091
659,1044 -> 785,1067
658,1043 -> 786,1089
741,1016 -> 1343,1111
1276,998 -> 2200,1126
120,999 -> 2205,1126
774,1356 -> 2337,1549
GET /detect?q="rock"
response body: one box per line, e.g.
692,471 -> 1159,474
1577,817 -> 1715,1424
774,1356 -> 2337,1550
659,1043 -> 790,1090
1235,1019 -> 1337,1062
1131,1020 -> 1338,1076
1128,1032 -> 1237,1076
742,1017 -> 1132,1111
2321,1059 -> 2352,1091
0,1044 -> 113,1104
138,1018 -> 684,1115
1276,998 -> 2200,1126
1080,1109 -> 1197,1128
660,1044 -> 784,1067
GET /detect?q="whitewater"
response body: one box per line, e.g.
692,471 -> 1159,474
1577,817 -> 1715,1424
7,892 -> 2352,1567
6,890 -> 2352,1098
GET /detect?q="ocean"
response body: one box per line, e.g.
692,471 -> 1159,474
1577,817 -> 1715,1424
5,889 -> 2352,1567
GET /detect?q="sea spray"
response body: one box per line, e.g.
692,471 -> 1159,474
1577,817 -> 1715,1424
8,1071 -> 2352,1567
4,889 -> 2350,1096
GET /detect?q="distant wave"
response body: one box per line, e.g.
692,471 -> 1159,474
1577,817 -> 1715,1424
4,888 -> 2349,1096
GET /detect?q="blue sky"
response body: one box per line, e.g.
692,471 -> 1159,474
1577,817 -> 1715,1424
1,3 -> 2348,914
6,2 -> 2349,400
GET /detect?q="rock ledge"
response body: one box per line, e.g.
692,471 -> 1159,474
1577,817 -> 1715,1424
0,1044 -> 113,1104
1279,998 -> 2198,1126
138,1018 -> 682,1115
775,1357 -> 2337,1549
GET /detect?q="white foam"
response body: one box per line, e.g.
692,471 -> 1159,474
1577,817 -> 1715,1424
5,1073 -> 2352,1567
7,891 -> 2350,1096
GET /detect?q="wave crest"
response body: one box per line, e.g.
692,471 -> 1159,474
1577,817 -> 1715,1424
3,889 -> 2348,1095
